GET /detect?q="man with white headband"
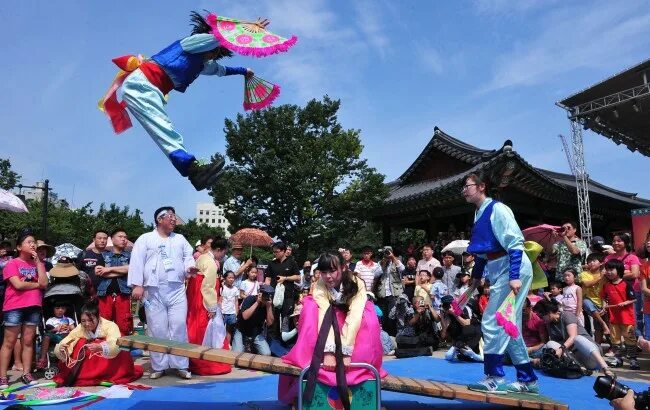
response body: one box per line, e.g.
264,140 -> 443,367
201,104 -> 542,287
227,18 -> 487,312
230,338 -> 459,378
128,206 -> 198,379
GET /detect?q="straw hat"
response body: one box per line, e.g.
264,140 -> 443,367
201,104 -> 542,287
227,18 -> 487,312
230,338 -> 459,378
36,240 -> 55,258
50,256 -> 80,278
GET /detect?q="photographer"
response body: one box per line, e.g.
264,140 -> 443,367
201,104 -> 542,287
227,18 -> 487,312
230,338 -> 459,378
390,294 -> 440,357
401,256 -> 417,301
440,295 -> 483,362
552,221 -> 587,284
374,246 -> 405,336
232,284 -> 275,355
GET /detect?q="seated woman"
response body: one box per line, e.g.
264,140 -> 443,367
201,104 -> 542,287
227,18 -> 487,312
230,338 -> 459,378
53,302 -> 143,386
537,299 -> 614,378
278,253 -> 387,407
521,297 -> 547,366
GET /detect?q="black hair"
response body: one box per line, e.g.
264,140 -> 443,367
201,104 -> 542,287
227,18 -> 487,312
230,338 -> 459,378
465,170 -> 491,195
360,245 -> 374,253
604,259 -> 625,278
211,238 -> 228,251
110,227 -> 127,238
223,270 -> 235,279
441,250 -> 455,258
432,266 -> 444,279
80,301 -> 100,320
418,269 -> 432,277
154,206 -> 175,226
549,281 -> 562,289
16,228 -> 33,247
586,252 -> 604,263
561,220 -> 578,230
562,267 -> 578,278
536,299 -> 561,316
272,241 -> 287,252
421,243 -> 433,250
613,233 -> 632,252
0,240 -> 12,248
200,234 -> 214,246
189,11 -> 233,59
317,252 -> 358,306
93,229 -> 108,238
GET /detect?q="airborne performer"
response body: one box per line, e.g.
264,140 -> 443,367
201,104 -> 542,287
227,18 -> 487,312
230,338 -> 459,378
99,12 -> 295,191
463,172 -> 539,395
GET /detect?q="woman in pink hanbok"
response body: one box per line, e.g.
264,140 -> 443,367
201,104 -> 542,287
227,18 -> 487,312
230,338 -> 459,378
278,253 -> 387,408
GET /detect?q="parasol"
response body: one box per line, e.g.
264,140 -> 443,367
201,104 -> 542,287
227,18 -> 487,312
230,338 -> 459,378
441,239 -> 470,255
522,224 -> 561,254
53,243 -> 83,264
244,75 -> 280,111
229,228 -> 274,258
0,189 -> 28,213
206,14 -> 297,58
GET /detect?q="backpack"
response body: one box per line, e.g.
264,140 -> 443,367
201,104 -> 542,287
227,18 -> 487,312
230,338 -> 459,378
539,348 -> 587,379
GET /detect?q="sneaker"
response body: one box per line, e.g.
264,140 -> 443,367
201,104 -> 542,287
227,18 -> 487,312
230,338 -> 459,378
20,373 -> 37,385
467,376 -> 508,394
177,369 -> 192,380
0,376 -> 9,389
187,156 -> 225,191
149,370 -> 165,380
506,380 -> 540,395
629,359 -> 640,370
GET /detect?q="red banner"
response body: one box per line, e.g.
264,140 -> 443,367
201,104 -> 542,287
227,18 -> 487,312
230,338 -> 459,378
631,207 -> 650,252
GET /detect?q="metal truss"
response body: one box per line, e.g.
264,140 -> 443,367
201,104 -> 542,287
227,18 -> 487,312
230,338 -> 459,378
569,82 -> 650,119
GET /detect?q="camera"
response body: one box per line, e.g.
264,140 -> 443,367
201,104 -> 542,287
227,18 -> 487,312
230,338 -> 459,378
556,226 -> 566,234
593,375 -> 650,409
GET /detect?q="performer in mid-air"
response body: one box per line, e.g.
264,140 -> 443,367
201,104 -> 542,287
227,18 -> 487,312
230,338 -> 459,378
100,12 -> 274,191
463,172 -> 538,395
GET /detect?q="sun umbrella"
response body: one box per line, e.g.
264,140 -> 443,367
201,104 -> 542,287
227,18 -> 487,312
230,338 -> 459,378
0,189 -> 28,213
522,224 -> 561,254
86,238 -> 134,252
229,228 -> 274,258
53,243 -> 83,264
441,239 -> 470,255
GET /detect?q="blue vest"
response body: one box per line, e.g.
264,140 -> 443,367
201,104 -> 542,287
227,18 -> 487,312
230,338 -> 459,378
467,200 -> 506,255
151,40 -> 205,93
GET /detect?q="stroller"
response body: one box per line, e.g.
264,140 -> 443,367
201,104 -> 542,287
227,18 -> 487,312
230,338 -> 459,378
37,257 -> 85,379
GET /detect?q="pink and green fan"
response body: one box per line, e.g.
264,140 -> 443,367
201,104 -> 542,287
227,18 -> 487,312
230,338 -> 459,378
206,14 -> 297,57
495,291 -> 519,338
244,75 -> 280,111
451,286 -> 475,316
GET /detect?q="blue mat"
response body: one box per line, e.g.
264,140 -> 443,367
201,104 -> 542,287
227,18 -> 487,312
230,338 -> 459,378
7,357 -> 649,409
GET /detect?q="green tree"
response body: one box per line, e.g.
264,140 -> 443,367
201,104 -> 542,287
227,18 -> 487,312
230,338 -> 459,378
0,158 -> 20,190
210,96 -> 388,260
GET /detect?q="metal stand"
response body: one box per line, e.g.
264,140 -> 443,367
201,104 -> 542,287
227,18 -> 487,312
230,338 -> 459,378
297,363 -> 382,410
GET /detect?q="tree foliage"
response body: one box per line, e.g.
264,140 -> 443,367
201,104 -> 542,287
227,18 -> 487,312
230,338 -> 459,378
174,219 -> 225,247
0,158 -> 20,190
210,96 -> 388,259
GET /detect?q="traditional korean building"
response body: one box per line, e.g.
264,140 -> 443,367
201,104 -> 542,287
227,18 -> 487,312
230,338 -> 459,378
373,127 -> 650,243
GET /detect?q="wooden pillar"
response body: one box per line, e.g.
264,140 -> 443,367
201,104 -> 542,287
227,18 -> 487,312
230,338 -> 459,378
382,221 -> 391,245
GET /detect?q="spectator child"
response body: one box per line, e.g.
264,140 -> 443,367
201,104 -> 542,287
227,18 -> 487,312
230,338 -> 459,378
37,303 -> 75,369
562,268 -> 583,326
601,259 -> 639,370
239,266 -> 260,299
220,271 -> 239,343
414,270 -> 433,307
477,282 -> 490,315
544,282 -> 563,306
579,253 -> 610,340
453,271 -> 471,297
430,267 -> 448,313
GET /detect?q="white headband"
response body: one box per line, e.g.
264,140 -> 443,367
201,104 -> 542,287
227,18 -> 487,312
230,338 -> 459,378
157,210 -> 171,220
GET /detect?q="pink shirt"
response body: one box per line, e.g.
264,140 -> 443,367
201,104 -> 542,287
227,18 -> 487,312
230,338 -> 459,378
3,258 -> 43,311
604,252 -> 641,291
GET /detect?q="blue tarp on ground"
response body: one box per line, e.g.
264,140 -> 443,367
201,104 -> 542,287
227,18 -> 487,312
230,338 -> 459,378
6,357 -> 650,409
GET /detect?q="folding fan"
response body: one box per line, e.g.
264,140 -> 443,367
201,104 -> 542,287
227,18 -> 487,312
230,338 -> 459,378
244,75 -> 280,111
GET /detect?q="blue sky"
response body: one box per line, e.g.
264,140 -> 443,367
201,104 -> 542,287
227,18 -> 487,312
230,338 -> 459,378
2,0 -> 649,224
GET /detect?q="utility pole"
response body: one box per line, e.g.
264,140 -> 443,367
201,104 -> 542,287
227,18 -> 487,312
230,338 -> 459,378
42,179 -> 49,242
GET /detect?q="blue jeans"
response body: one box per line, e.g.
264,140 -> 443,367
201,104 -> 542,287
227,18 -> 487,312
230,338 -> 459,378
635,291 -> 644,337
231,329 -> 271,355
644,314 -> 650,340
3,306 -> 41,327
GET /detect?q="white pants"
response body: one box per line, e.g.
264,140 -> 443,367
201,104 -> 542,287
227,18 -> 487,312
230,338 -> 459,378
145,282 -> 189,371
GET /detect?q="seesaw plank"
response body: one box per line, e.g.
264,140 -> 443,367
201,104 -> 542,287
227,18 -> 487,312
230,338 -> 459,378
118,335 -> 568,410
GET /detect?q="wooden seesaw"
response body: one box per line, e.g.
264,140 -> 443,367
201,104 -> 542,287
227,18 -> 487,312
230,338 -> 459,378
117,335 -> 569,410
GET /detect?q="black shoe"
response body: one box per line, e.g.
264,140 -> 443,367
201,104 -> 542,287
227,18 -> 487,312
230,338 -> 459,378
187,156 -> 225,191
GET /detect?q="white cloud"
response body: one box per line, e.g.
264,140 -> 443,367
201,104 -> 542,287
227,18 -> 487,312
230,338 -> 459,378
352,0 -> 390,59
417,45 -> 444,74
481,1 -> 650,93
473,0 -> 559,15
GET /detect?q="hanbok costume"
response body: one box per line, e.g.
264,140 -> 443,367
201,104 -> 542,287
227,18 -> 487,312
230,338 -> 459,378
103,34 -> 248,177
127,231 -> 195,372
186,253 -> 231,375
53,318 -> 143,386
467,198 -> 537,385
278,276 -> 387,405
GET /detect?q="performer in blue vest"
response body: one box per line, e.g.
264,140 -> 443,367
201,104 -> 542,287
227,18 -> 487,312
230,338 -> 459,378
102,12 -> 266,190
463,172 -> 538,395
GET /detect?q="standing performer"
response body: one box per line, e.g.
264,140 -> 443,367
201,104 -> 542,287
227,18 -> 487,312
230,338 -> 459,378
100,12 -> 264,190
463,172 -> 538,394
128,206 -> 198,379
